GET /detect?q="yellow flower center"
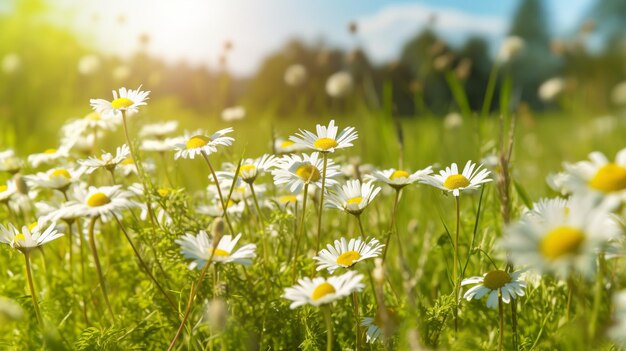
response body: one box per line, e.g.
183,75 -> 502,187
443,174 -> 470,190
28,222 -> 38,231
313,138 -> 338,150
211,248 -> 230,257
389,170 -> 409,180
157,188 -> 172,197
87,192 -> 111,207
121,157 -> 134,165
482,270 -> 512,290
227,199 -> 236,208
44,148 -> 57,154
311,282 -> 336,301
111,97 -> 134,109
0,185 -> 8,192
239,164 -> 256,173
14,233 -> 25,242
186,135 -> 211,149
588,163 -> 626,193
540,226 -> 585,260
280,140 -> 295,148
346,196 -> 362,205
295,164 -> 321,182
279,195 -> 297,204
85,111 -> 101,120
336,250 -> 361,266
50,168 -> 71,179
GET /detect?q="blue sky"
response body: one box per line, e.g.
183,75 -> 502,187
48,0 -> 595,75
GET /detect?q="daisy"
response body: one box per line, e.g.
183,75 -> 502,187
175,231 -> 256,269
173,128 -> 234,160
27,147 -> 69,167
237,154 -> 278,184
289,120 -> 358,153
561,148 -> 626,209
274,137 -> 306,154
78,144 -> 130,174
80,111 -> 120,130
139,120 -> 178,138
361,317 -> 383,343
90,86 -> 150,118
0,220 -> 63,252
609,290 -> 626,344
462,270 -> 526,309
25,167 -> 82,192
0,180 -> 16,203
326,179 -> 381,215
314,237 -> 384,273
500,194 -> 621,279
141,137 -> 183,153
0,149 -> 22,174
369,167 -> 433,190
421,161 -> 491,196
272,152 -> 341,193
283,270 -> 364,309
62,185 -> 138,221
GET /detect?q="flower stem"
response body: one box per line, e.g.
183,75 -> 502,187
498,291 -> 504,351
167,258 -> 213,351
24,251 -> 43,326
382,188 -> 400,261
249,182 -> 268,263
566,277 -> 575,322
75,218 -> 89,325
201,151 -> 235,235
87,216 -> 114,320
315,153 -> 329,255
322,305 -> 333,351
356,214 -> 365,237
453,195 -> 461,334
352,292 -> 362,350
292,184 -> 309,283
589,253 -> 605,339
113,215 -> 177,309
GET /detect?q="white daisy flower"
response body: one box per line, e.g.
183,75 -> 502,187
609,290 -> 626,344
325,71 -> 354,98
289,120 -> 358,153
61,185 -> 138,221
369,167 -> 433,190
313,237 -> 384,273
24,167 -> 83,191
27,147 -> 69,168
421,161 -> 491,196
80,111 -> 120,130
237,154 -> 278,184
78,144 -> 130,174
90,86 -> 150,119
0,149 -> 22,174
272,152 -> 341,194
462,270 -> 526,309
139,121 -> 178,138
141,137 -> 183,153
361,317 -> 383,343
561,148 -> 626,209
0,220 -> 63,252
522,197 -> 569,220
175,231 -> 256,269
0,180 -> 16,203
221,106 -> 246,122
326,179 -> 381,215
283,270 -> 364,309
274,138 -> 307,154
500,195 -> 622,279
173,128 -> 234,160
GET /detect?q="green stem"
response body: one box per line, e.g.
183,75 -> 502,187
382,188 -> 400,261
249,182 -> 268,263
453,195 -> 461,334
201,151 -> 235,235
355,214 -> 365,237
498,291 -> 504,351
167,260 -> 213,351
75,218 -> 89,325
87,216 -> 114,320
352,292 -> 362,351
315,153 -> 329,255
322,305 -> 333,351
566,277 -> 575,322
292,184 -> 309,283
589,253 -> 605,339
24,251 -> 43,325
113,215 -> 177,309
481,63 -> 500,118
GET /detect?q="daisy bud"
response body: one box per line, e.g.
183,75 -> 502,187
373,258 -> 385,285
203,298 -> 228,332
0,297 -> 23,323
13,174 -> 28,195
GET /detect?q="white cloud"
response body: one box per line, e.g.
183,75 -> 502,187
357,3 -> 507,62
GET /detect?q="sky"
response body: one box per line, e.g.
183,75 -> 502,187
44,0 -> 595,76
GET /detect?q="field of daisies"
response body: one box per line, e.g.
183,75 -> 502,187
1,81 -> 626,351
